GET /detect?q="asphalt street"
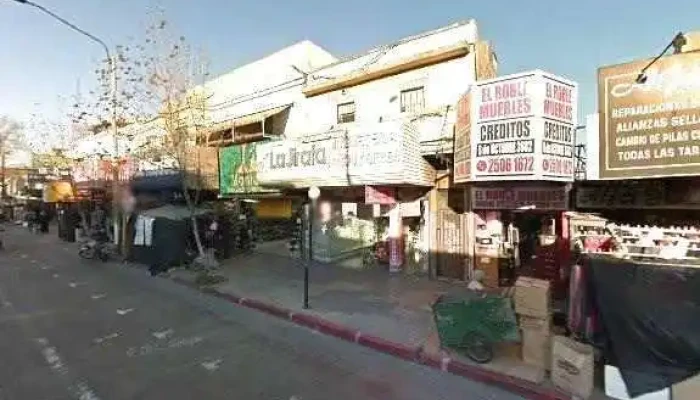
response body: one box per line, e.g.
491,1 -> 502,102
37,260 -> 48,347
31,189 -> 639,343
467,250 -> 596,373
0,224 -> 524,400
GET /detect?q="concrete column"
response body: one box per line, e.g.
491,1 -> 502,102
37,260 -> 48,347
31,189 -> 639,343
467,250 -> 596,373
388,204 -> 403,272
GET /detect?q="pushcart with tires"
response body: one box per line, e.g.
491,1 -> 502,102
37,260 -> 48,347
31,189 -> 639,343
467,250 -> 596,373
432,291 -> 519,363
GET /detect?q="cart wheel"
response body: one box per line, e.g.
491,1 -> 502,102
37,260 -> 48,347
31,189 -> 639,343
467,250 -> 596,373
462,332 -> 494,364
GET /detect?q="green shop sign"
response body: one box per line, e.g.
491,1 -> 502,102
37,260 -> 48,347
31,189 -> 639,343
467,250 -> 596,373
219,143 -> 275,195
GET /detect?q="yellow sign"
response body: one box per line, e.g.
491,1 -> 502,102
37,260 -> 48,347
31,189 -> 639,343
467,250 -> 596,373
254,199 -> 292,219
43,181 -> 75,203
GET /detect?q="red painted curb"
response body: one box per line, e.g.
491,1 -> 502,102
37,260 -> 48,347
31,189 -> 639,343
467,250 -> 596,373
357,333 -> 420,362
171,277 -> 569,400
446,360 -> 567,400
313,318 -> 359,342
243,298 -> 290,319
416,350 -> 447,370
290,313 -> 321,330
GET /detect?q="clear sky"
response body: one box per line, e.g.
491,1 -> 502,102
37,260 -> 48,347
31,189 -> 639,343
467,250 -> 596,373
1,0 -> 699,128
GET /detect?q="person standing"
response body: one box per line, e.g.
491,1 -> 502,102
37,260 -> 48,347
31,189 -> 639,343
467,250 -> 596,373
38,203 -> 49,233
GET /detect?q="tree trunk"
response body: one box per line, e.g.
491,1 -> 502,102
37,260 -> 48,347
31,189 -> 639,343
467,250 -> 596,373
181,179 -> 205,257
190,214 -> 205,256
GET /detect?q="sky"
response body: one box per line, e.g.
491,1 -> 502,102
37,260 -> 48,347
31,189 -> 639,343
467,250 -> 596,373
1,0 -> 699,132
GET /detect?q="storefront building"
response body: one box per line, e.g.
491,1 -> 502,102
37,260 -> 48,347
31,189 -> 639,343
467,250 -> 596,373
580,39 -> 700,226
453,70 -> 579,291
206,41 -> 339,241
255,21 -> 492,271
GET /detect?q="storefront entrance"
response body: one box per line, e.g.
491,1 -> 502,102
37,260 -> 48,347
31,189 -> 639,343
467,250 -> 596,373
470,184 -> 570,292
435,208 -> 467,280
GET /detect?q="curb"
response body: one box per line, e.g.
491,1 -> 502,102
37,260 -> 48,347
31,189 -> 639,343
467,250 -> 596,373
172,276 -> 569,400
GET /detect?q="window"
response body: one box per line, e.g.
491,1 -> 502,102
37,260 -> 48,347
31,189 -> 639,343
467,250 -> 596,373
400,87 -> 425,113
337,102 -> 356,124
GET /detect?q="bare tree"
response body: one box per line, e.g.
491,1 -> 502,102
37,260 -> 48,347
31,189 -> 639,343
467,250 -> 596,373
80,12 -> 213,263
0,116 -> 24,199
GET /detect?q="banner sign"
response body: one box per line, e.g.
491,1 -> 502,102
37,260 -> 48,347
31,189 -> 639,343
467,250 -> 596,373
470,71 -> 578,182
453,92 -> 472,183
598,52 -> 700,179
256,123 -> 435,188
219,143 -> 276,195
471,186 -> 569,210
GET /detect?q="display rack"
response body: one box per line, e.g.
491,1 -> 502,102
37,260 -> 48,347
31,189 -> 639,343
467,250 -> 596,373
568,212 -> 700,262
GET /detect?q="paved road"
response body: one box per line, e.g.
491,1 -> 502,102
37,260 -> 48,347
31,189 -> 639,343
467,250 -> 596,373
0,225 -> 523,400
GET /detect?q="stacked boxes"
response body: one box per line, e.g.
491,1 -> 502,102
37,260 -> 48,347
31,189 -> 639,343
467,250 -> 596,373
514,277 -> 552,370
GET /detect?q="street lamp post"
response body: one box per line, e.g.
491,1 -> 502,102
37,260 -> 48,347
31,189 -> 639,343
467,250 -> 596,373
10,0 -> 120,244
305,186 -> 320,309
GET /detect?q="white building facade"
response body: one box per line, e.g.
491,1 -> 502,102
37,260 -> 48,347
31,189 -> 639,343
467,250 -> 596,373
254,20 -> 487,269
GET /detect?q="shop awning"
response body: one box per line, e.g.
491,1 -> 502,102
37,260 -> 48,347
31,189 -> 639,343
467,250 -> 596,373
233,104 -> 290,127
207,104 -> 291,133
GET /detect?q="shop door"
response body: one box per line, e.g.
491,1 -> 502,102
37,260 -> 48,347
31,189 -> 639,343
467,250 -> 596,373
435,209 -> 466,280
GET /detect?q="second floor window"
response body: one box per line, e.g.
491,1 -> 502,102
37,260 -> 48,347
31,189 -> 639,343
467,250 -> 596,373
337,102 -> 356,124
400,87 -> 425,113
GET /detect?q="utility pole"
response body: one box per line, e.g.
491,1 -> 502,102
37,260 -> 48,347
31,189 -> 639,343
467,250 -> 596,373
11,0 -> 121,244
0,139 -> 6,199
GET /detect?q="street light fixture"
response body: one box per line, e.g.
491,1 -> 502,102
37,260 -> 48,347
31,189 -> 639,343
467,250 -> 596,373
635,32 -> 687,84
304,186 -> 320,309
9,0 -> 121,243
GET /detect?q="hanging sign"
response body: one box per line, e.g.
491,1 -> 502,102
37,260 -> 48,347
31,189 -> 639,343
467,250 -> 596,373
365,186 -> 397,204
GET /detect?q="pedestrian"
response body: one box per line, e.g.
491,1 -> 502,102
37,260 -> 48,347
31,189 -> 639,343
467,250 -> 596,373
39,204 -> 49,233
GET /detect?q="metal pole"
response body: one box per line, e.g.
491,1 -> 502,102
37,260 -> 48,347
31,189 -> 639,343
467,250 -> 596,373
110,55 -> 120,245
10,0 -> 120,243
304,201 -> 313,309
0,140 -> 6,199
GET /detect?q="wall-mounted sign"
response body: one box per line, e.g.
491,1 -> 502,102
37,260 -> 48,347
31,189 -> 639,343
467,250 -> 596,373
471,186 -> 569,210
598,52 -> 700,179
256,123 -> 435,188
576,179 -> 700,209
453,92 -> 472,183
365,186 -> 397,204
219,143 -> 277,195
43,181 -> 75,203
469,71 -> 578,182
475,41 -> 498,81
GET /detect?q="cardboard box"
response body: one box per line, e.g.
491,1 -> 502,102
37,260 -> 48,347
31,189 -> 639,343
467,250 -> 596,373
514,276 -> 551,317
672,373 -> 700,400
605,365 -> 670,400
522,329 -> 551,370
519,315 -> 551,334
495,341 -> 522,360
475,256 -> 500,288
551,336 -> 594,399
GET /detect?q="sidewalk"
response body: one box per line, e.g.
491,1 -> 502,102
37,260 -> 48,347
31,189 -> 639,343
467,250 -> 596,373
169,241 -> 580,399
